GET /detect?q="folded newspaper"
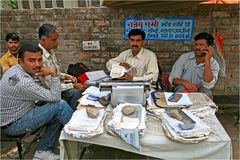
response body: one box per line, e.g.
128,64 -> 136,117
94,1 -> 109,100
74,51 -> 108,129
106,103 -> 146,149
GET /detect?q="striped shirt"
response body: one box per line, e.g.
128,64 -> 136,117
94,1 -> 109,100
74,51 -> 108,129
0,64 -> 61,126
38,44 -> 74,91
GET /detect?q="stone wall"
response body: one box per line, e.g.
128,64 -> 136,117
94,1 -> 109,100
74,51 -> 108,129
0,4 -> 239,96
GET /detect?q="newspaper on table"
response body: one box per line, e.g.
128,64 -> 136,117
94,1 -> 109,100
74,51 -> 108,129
147,90 -> 217,118
106,103 -> 146,150
64,108 -> 107,138
82,86 -> 110,99
109,128 -> 140,150
79,86 -> 111,107
159,109 -> 211,143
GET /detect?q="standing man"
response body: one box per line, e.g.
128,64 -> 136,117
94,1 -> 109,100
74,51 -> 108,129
0,42 -> 74,159
106,29 -> 159,82
169,32 -> 220,99
38,23 -> 85,109
0,33 -> 20,73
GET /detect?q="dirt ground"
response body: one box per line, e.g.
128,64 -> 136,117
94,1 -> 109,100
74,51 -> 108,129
1,106 -> 239,160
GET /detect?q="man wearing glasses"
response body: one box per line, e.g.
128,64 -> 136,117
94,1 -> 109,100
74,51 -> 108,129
0,33 -> 20,73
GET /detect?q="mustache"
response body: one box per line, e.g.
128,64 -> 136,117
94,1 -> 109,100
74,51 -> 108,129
32,67 -> 41,71
10,47 -> 18,50
131,45 -> 138,48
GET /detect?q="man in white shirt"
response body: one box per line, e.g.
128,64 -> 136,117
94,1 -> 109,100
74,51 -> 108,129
106,29 -> 159,82
38,23 -> 86,109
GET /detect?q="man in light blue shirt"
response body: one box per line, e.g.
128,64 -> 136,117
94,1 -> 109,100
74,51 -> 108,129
169,32 -> 220,99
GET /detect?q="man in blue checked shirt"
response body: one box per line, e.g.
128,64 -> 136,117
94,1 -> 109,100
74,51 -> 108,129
0,42 -> 74,160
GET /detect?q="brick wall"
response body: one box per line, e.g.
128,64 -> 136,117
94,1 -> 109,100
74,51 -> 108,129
0,4 -> 239,96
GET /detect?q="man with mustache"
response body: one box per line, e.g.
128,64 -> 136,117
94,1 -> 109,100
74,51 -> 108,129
106,29 -> 159,82
169,32 -> 220,99
38,23 -> 85,110
0,42 -> 74,159
0,33 -> 20,73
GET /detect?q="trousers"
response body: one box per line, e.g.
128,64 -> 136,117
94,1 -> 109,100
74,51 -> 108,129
61,88 -> 82,110
2,100 -> 74,151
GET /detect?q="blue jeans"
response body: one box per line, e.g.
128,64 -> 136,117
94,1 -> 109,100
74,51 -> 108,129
62,88 -> 82,110
2,100 -> 74,151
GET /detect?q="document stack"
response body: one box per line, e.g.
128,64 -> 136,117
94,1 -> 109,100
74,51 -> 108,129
106,103 -> 146,149
64,86 -> 110,138
79,86 -> 111,108
160,109 -> 211,143
64,107 -> 107,138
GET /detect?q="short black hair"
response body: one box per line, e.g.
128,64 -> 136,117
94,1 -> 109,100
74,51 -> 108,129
39,23 -> 57,40
18,42 -> 42,59
5,33 -> 19,42
128,29 -> 146,40
194,32 -> 214,46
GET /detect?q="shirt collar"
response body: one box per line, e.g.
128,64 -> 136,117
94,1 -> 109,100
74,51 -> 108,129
188,51 -> 196,59
38,43 -> 51,58
129,47 -> 144,59
6,50 -> 17,58
189,51 -> 206,66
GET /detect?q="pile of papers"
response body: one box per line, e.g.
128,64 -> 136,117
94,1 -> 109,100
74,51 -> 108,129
106,103 -> 146,149
64,108 -> 107,138
85,70 -> 110,82
64,86 -> 110,138
78,70 -> 110,83
147,91 -> 217,119
79,86 -> 111,107
160,109 -> 211,143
